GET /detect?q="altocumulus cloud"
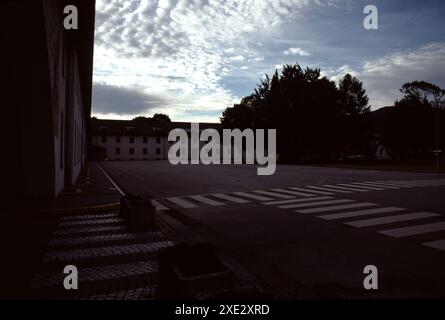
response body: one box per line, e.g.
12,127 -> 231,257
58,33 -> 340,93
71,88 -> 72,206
93,0 -> 444,119
92,0 -> 345,121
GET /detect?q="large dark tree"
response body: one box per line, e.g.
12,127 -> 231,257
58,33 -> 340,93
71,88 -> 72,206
400,81 -> 445,109
152,113 -> 171,123
221,63 -> 359,162
338,74 -> 370,116
337,74 -> 372,158
383,81 -> 445,158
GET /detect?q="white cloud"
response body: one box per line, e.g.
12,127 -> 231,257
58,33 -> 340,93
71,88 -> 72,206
92,0 -> 345,121
327,65 -> 358,83
283,47 -> 311,56
361,43 -> 445,108
326,43 -> 445,109
229,55 -> 246,62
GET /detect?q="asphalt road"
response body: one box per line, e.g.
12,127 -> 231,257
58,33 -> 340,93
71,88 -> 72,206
100,160 -> 445,299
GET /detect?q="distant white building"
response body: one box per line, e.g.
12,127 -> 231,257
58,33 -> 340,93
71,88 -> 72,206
90,119 -> 221,161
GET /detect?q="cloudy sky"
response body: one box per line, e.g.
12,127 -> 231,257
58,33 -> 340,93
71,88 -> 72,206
92,0 -> 445,122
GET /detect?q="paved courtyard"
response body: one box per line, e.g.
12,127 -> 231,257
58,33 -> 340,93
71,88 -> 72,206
100,161 -> 445,298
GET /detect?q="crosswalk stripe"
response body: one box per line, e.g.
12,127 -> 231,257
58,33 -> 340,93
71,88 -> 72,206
189,195 -> 225,206
151,200 -> 169,211
279,199 -> 353,210
166,197 -> 198,209
362,182 -> 404,188
303,186 -> 352,194
400,180 -> 431,186
423,239 -> 445,251
345,212 -> 440,228
318,207 -> 405,220
253,190 -> 295,199
290,187 -> 334,195
374,181 -> 417,187
233,192 -> 274,201
322,185 -> 368,192
378,221 -> 445,238
353,182 -> 399,189
271,188 -> 314,197
264,196 -> 332,206
342,183 -> 386,190
211,193 -> 251,204
297,202 -> 376,214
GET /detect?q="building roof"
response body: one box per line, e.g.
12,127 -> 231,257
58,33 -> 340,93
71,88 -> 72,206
90,118 -> 222,136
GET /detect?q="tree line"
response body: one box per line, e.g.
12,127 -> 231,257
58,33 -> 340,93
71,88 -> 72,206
220,64 -> 445,162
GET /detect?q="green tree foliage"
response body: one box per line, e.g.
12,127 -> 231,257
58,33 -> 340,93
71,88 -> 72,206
338,74 -> 370,116
221,64 -> 371,162
152,113 -> 172,123
384,81 -> 445,159
337,74 -> 372,159
133,113 -> 172,123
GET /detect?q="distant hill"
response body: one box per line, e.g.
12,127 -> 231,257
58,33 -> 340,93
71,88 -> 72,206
368,106 -> 394,135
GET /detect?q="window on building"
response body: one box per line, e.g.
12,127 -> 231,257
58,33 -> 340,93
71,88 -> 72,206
156,137 -> 161,144
143,148 -> 148,155
143,136 -> 148,144
101,136 -> 107,143
130,148 -> 135,155
116,148 -> 121,155
116,136 -> 121,143
130,137 -> 135,144
156,148 -> 161,155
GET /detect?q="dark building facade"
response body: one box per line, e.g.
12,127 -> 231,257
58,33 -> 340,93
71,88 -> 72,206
1,0 -> 96,207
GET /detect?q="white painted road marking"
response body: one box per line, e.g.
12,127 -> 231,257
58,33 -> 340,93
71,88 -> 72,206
253,190 -> 295,199
345,212 -> 440,228
351,182 -> 397,190
271,188 -> 314,197
374,181 -> 418,187
379,221 -> 445,238
211,193 -> 251,204
189,195 -> 225,206
151,200 -> 169,211
423,239 -> 445,252
297,202 -> 376,214
322,185 -> 368,192
341,183 -> 386,191
264,196 -> 332,206
233,192 -> 274,201
319,207 -> 405,220
290,187 -> 334,195
279,199 -> 354,210
166,197 -> 198,209
303,186 -> 352,194
364,181 -> 412,188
